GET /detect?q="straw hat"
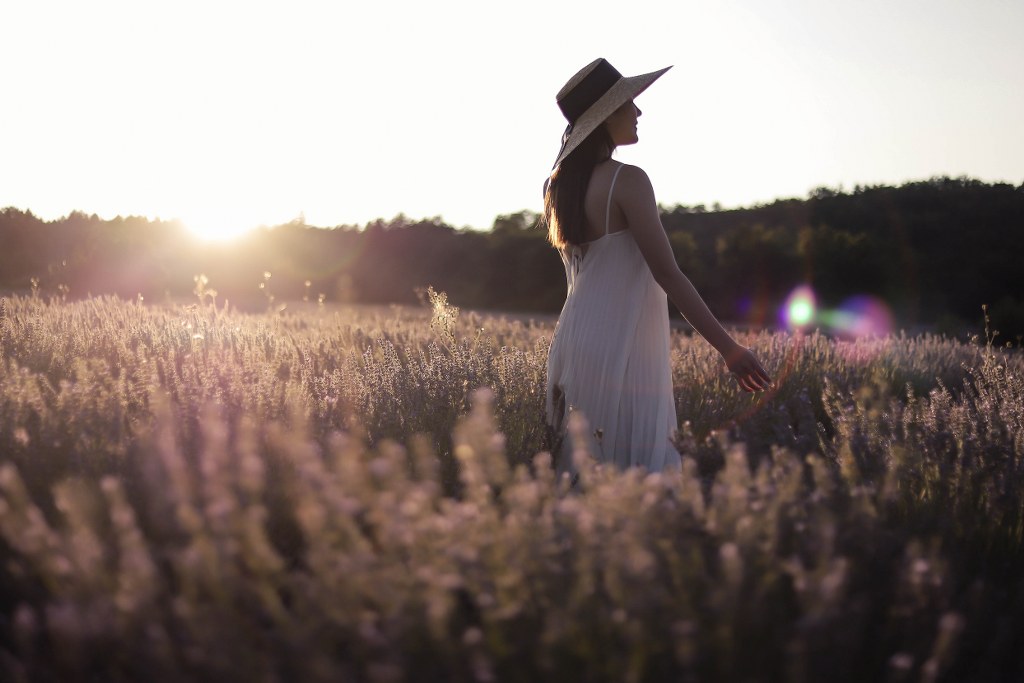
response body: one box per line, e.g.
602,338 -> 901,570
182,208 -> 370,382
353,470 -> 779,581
552,58 -> 671,169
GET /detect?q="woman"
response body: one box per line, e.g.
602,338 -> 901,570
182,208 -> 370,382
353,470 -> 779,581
544,58 -> 773,476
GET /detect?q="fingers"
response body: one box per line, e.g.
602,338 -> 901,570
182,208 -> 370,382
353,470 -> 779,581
724,347 -> 774,392
751,364 -> 773,390
731,365 -> 773,392
750,373 -> 769,392
739,376 -> 758,392
733,371 -> 758,392
742,353 -> 774,391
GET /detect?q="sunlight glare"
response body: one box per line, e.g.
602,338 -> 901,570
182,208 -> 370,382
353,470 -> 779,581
182,209 -> 258,242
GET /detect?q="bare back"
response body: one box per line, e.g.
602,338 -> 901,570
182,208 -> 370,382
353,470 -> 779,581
578,160 -> 628,242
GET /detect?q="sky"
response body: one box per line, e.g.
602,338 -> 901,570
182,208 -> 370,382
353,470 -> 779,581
2,0 -> 1022,239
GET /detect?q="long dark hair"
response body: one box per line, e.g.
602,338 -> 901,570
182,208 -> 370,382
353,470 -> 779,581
543,125 -> 615,249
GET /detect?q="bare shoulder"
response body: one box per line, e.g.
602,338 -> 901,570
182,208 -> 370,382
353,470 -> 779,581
613,164 -> 658,211
615,163 -> 652,185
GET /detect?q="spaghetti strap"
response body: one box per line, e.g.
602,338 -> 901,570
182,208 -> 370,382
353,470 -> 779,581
605,164 -> 624,236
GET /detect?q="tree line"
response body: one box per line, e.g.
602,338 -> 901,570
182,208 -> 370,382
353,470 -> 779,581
1,176 -> 1022,338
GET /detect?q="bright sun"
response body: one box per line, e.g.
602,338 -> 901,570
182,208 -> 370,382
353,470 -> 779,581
182,209 -> 260,242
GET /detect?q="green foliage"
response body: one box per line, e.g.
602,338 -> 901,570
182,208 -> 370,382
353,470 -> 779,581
1,295 -> 1023,681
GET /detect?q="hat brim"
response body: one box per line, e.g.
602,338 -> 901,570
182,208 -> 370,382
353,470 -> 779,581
552,65 -> 671,169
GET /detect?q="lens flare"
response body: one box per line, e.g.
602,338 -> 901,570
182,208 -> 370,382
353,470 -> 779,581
779,287 -> 893,339
736,295 -> 753,319
781,286 -> 816,330
826,295 -> 894,338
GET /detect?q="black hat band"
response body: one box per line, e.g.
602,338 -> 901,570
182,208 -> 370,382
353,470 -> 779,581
556,59 -> 623,124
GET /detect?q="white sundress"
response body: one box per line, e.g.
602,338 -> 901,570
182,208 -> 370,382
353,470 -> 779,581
545,163 -> 682,475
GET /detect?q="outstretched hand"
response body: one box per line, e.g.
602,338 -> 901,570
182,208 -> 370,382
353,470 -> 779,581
723,345 -> 774,393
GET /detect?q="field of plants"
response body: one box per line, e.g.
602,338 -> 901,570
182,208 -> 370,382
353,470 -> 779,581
0,292 -> 1022,682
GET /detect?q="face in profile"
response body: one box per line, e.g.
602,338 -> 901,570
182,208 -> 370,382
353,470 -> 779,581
604,100 -> 642,147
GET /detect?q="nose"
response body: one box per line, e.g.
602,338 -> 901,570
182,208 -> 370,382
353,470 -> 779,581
635,104 -> 642,118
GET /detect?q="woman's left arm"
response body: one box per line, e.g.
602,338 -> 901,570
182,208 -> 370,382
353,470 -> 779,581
617,164 -> 773,392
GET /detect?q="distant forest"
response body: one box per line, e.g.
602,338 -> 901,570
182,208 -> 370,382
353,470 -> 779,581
2,176 -> 1022,338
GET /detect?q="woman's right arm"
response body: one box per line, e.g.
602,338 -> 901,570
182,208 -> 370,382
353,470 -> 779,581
616,165 -> 773,392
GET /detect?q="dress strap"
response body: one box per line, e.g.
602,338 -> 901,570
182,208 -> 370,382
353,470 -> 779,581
605,164 -> 624,235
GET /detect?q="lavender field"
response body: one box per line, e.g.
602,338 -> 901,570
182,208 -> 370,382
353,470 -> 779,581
0,293 -> 1022,682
